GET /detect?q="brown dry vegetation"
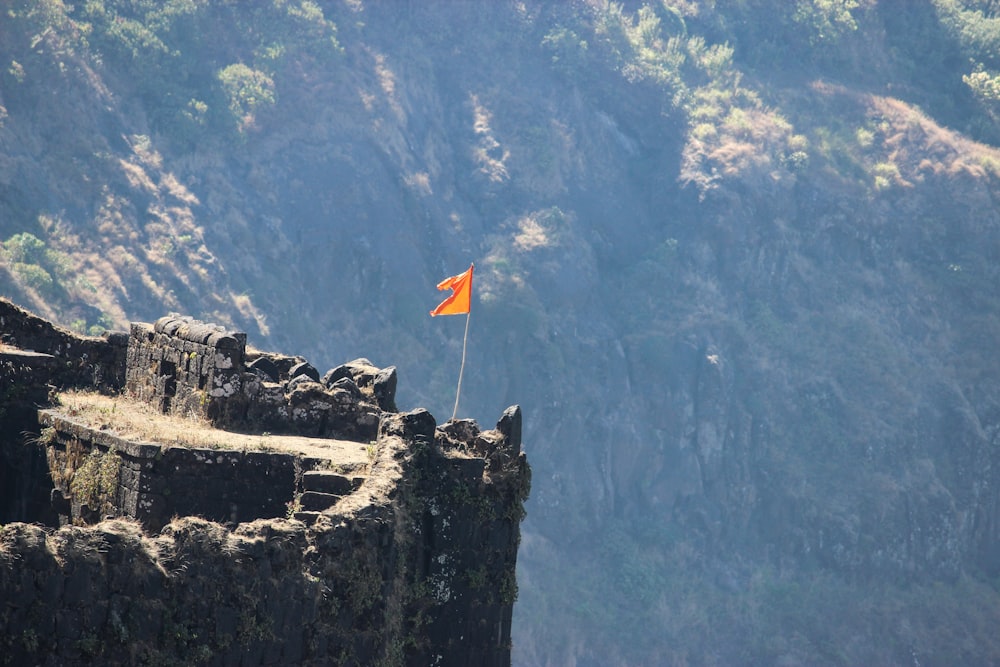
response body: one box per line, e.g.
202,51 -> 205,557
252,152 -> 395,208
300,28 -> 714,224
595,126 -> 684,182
53,390 -> 369,465
5,1 -> 1000,665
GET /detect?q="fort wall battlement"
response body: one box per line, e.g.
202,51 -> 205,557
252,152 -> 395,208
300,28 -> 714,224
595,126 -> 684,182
0,298 -> 530,666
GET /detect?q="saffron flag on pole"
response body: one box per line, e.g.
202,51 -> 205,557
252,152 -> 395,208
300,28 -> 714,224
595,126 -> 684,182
430,263 -> 474,316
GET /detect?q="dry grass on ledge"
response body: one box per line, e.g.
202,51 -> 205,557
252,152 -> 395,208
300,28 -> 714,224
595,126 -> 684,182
52,389 -> 371,465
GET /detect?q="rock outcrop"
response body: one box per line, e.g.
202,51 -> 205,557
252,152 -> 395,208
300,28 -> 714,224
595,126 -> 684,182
0,298 -> 530,666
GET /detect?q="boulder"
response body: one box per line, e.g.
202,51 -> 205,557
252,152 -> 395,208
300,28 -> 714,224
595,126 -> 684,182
373,366 -> 397,412
247,357 -> 279,382
289,361 -> 320,382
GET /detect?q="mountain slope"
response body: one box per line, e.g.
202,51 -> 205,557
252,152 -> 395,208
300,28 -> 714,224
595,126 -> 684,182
3,1 -> 1000,665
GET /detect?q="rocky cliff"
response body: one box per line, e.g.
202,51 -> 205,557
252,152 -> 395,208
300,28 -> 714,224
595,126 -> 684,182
0,299 -> 530,666
3,1 -> 1000,664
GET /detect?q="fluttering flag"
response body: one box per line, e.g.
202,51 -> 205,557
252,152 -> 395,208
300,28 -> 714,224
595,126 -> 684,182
430,263 -> 475,420
430,263 -> 474,316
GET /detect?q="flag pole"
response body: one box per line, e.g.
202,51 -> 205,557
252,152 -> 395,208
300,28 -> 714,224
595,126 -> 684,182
451,308 -> 471,421
430,263 -> 474,422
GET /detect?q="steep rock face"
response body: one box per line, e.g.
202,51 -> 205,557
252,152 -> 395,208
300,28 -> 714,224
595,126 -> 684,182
606,84 -> 1000,584
0,416 -> 529,667
0,302 -> 530,666
3,2 -> 1000,664
0,349 -> 57,527
756,93 -> 1000,580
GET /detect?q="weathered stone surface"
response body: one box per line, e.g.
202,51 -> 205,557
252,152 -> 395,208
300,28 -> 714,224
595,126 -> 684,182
2,404 -> 529,667
330,376 -> 362,398
37,411 -> 298,531
373,365 -> 398,412
324,358 -> 379,389
302,471 -> 363,495
496,405 -> 522,452
298,490 -> 341,510
287,374 -> 321,395
122,312 -> 396,442
440,418 -> 481,444
293,510 -> 323,524
321,364 -> 352,387
247,356 -> 279,382
381,409 -> 436,442
289,360 -> 320,382
1,299 -> 530,667
0,369 -> 57,526
446,456 -> 486,484
0,298 -> 126,391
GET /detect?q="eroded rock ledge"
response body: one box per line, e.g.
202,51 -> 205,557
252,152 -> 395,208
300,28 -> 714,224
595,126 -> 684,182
0,298 -> 530,666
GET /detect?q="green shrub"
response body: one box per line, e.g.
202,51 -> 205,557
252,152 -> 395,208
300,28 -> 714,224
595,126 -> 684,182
69,448 -> 122,516
3,232 -> 47,264
10,263 -> 54,293
217,63 -> 276,127
541,26 -> 589,78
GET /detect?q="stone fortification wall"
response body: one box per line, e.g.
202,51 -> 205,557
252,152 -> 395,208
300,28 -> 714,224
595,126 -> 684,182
0,298 -> 126,391
0,299 -> 532,666
125,317 -> 246,417
0,349 -> 58,526
0,409 -> 530,667
1,348 -> 55,413
37,411 -> 316,531
126,315 -> 393,442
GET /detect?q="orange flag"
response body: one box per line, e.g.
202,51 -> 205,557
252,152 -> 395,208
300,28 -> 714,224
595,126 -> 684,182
430,263 -> 474,316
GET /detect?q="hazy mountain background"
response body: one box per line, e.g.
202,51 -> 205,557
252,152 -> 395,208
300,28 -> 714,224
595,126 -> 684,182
3,1 -> 1000,664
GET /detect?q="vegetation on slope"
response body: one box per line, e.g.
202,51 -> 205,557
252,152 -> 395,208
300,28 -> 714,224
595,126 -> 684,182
3,1 -> 1000,665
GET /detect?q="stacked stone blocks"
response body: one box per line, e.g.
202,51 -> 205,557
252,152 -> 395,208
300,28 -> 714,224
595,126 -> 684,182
125,316 -> 245,419
125,315 -> 390,442
39,411 -> 305,531
0,299 -> 531,666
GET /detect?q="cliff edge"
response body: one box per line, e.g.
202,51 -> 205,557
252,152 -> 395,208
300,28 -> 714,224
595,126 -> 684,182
0,297 -> 530,666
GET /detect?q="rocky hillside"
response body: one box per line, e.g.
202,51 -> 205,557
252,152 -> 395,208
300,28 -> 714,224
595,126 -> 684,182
3,1 -> 1000,664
